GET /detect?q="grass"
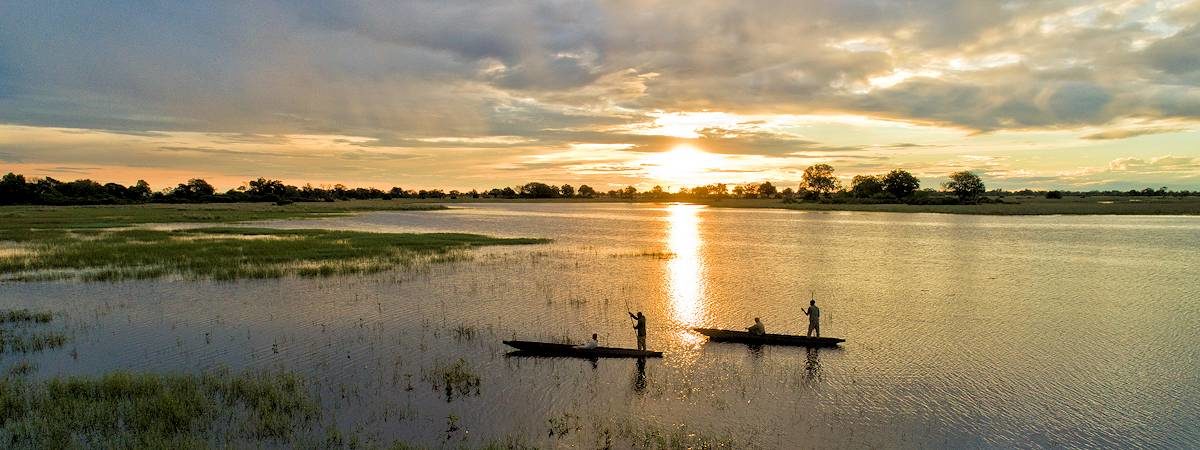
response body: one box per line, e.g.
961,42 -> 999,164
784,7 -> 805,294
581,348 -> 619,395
0,310 -> 54,324
0,202 -> 549,281
0,309 -> 67,354
422,358 -> 481,402
703,196 -> 1200,215
0,200 -> 446,240
0,368 -> 318,448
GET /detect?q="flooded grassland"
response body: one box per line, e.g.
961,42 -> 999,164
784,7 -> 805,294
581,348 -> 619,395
2,202 -> 1199,448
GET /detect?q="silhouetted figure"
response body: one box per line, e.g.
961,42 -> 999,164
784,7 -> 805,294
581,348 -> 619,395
746,317 -> 766,336
576,333 -> 599,350
803,299 -> 820,337
628,311 -> 647,351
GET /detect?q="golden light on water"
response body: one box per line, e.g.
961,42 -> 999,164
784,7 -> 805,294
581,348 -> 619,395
666,203 -> 705,326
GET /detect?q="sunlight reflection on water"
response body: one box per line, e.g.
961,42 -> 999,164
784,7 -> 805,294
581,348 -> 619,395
666,203 -> 704,327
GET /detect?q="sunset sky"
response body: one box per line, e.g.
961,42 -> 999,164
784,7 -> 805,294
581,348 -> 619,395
2,1 -> 1198,191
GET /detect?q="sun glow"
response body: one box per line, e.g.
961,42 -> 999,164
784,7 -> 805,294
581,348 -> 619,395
641,145 -> 726,186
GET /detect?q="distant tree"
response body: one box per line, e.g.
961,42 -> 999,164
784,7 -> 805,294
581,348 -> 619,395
519,182 -> 559,198
780,187 -> 795,198
732,185 -> 745,198
850,175 -> 884,198
500,187 -> 517,198
130,180 -> 152,201
389,187 -> 406,198
1045,190 -> 1063,199
800,164 -> 838,197
942,171 -> 986,203
758,181 -> 777,198
621,186 -> 638,199
0,172 -> 32,204
559,184 -> 575,198
649,185 -> 665,198
882,169 -> 920,199
577,184 -> 595,198
248,178 -> 286,198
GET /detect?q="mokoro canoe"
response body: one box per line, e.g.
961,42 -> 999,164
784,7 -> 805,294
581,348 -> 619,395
502,340 -> 663,358
692,328 -> 845,347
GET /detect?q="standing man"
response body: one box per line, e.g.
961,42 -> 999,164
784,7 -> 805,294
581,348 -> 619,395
628,311 -> 647,350
803,299 -> 820,337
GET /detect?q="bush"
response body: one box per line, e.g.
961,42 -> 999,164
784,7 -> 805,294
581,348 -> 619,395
1045,191 -> 1063,199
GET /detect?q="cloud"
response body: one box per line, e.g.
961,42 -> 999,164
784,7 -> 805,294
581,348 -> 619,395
1081,127 -> 1188,140
1,1 -> 1199,189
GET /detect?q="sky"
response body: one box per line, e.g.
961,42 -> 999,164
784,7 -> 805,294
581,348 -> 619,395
1,0 -> 1198,191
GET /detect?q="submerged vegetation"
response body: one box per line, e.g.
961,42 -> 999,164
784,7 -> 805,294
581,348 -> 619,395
0,369 -> 318,448
0,309 -> 67,354
0,227 -> 548,281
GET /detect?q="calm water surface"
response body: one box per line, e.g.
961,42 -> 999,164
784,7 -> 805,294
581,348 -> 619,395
3,203 -> 1199,448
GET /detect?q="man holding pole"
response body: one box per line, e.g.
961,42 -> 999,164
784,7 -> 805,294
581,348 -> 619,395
628,311 -> 647,351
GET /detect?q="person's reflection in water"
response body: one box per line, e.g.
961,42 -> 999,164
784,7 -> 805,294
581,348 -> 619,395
746,344 -> 765,359
633,357 -> 647,394
805,347 -> 822,382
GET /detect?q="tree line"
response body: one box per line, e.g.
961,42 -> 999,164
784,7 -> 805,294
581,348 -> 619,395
0,169 -> 1194,206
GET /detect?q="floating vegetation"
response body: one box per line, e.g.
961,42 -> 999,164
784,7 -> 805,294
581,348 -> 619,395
0,368 -> 319,448
0,227 -> 549,281
422,358 -> 481,402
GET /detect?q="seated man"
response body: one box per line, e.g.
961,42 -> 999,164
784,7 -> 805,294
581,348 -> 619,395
746,318 -> 766,336
577,333 -> 599,349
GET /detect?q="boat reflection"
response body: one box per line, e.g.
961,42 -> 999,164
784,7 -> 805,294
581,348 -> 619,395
666,203 -> 705,327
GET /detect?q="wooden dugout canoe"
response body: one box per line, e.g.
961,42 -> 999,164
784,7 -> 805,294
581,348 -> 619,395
692,328 -> 845,347
502,340 -> 663,358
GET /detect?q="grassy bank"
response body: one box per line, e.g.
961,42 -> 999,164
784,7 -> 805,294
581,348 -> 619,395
702,196 -> 1200,215
0,227 -> 547,281
0,369 -> 318,448
0,201 -> 446,238
0,201 -> 548,281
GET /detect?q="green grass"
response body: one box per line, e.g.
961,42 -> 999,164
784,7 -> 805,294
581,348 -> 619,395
0,227 -> 548,281
0,369 -> 317,448
0,309 -> 67,354
0,310 -> 54,324
0,201 -> 446,241
0,202 -> 548,281
704,196 -> 1200,215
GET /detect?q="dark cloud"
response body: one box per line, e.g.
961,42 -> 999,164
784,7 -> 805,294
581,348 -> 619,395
1081,127 -> 1188,140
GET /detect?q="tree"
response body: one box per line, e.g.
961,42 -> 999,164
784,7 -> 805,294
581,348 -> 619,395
758,181 -> 777,198
943,171 -> 985,203
800,164 -> 838,196
849,175 -> 884,198
519,182 -> 559,198
577,184 -> 595,198
130,180 -> 152,200
882,169 -> 920,199
621,186 -> 638,199
0,172 -> 32,204
559,184 -> 575,198
649,185 -> 665,198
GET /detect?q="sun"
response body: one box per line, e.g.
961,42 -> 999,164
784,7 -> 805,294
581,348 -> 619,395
641,145 -> 725,186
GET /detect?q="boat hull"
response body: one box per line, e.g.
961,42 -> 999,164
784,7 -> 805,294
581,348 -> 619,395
502,340 -> 662,358
692,328 -> 844,347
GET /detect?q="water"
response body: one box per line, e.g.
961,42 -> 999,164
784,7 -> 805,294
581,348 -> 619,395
3,203 -> 1199,447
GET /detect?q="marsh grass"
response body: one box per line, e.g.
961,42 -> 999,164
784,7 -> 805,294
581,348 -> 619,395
609,250 -> 675,259
0,227 -> 548,281
0,309 -> 67,354
0,310 -> 54,324
422,358 -> 481,401
0,368 -> 318,448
